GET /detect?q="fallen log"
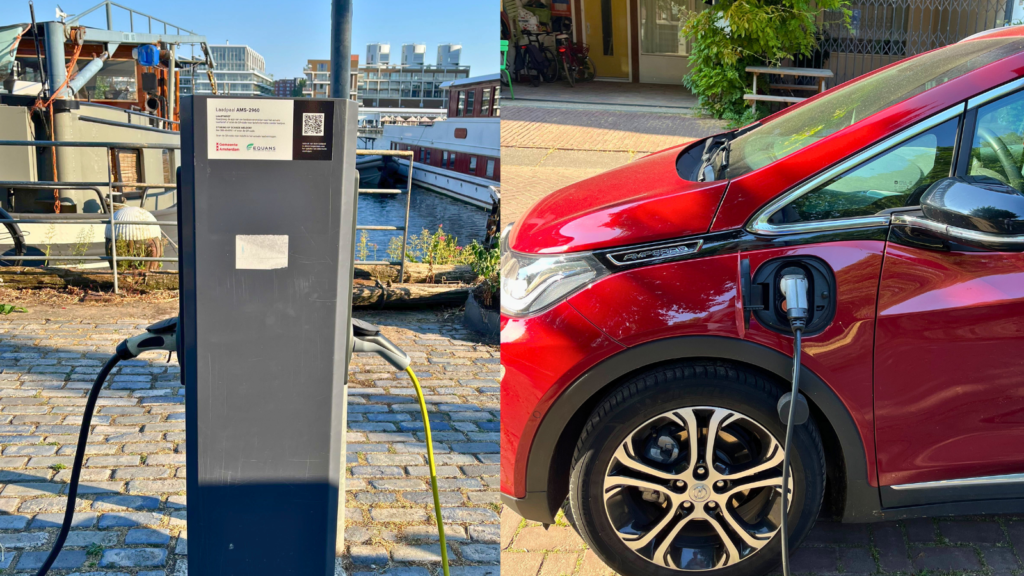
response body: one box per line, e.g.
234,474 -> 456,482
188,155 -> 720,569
0,267 -> 179,291
0,267 -> 469,308
353,262 -> 477,284
352,283 -> 469,309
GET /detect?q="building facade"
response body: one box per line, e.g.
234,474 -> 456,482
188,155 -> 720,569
527,0 -> 1015,85
187,44 -> 273,97
303,56 -> 360,99
401,44 -> 426,65
273,78 -> 298,97
437,44 -> 462,67
367,43 -> 391,65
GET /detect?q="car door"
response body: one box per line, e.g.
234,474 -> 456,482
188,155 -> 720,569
874,85 -> 1024,507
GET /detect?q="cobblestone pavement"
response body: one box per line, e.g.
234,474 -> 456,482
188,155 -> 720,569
500,105 -> 726,223
502,506 -> 1024,575
0,307 -> 498,576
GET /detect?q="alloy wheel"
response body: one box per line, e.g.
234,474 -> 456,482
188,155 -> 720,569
602,406 -> 790,571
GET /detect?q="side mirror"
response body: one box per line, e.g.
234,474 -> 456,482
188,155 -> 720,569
894,176 -> 1024,251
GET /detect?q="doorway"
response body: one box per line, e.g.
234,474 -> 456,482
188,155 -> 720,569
582,0 -> 630,79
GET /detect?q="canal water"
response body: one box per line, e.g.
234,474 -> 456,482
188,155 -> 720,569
355,183 -> 489,262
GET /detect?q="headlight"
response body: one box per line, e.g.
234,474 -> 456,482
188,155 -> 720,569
500,226 -> 609,317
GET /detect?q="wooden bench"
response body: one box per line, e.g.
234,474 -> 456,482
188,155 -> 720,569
744,66 -> 834,112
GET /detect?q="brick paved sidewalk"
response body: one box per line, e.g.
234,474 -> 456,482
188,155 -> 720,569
0,307 -> 498,576
502,506 -> 1024,575
500,106 -> 726,224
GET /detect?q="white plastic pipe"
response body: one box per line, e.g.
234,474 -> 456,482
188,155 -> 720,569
67,52 -> 108,96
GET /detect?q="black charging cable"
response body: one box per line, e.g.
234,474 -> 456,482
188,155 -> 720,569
35,319 -> 178,576
778,274 -> 810,576
34,354 -> 121,576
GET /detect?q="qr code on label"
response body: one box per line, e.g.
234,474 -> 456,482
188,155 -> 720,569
302,113 -> 325,136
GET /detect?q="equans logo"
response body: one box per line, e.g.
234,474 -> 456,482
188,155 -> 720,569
247,143 -> 277,152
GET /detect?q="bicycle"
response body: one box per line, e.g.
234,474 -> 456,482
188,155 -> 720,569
555,33 -> 578,87
521,31 -> 558,84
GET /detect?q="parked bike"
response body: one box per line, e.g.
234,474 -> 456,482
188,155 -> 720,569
521,31 -> 558,84
555,35 -> 595,87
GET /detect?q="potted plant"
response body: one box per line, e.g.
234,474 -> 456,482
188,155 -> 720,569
463,241 -> 499,338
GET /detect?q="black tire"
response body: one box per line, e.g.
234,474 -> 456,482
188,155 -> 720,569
0,207 -> 26,267
563,57 -> 576,87
568,361 -> 825,576
540,47 -> 559,83
579,56 -> 597,82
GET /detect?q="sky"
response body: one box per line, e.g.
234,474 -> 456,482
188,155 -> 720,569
16,0 -> 497,79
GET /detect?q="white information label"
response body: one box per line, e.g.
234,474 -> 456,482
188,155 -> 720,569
236,235 -> 289,270
207,99 -> 294,160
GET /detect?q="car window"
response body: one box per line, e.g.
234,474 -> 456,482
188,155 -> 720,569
769,118 -> 958,224
967,89 -> 1024,190
723,37 -> 1024,180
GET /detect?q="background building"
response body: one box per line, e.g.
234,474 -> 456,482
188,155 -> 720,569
273,78 -> 299,97
436,44 -> 462,67
401,43 -> 426,65
367,43 -> 391,66
303,56 -> 360,99
357,43 -> 469,109
187,44 -> 273,96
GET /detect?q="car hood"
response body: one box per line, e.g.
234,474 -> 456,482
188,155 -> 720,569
509,146 -> 730,254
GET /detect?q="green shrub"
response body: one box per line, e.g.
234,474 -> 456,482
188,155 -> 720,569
681,0 -> 850,123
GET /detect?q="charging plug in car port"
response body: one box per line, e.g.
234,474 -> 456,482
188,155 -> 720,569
742,256 -> 837,335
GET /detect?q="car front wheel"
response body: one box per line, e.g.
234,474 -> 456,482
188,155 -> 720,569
568,362 -> 825,576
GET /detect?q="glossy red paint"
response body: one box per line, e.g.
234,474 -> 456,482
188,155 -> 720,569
875,244 -> 1024,487
509,147 -> 727,255
711,51 -> 1024,233
567,242 -> 885,486
566,253 -> 743,346
500,302 -> 625,497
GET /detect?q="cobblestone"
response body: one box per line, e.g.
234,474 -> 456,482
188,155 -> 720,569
503,509 -> 1024,575
0,309 -> 497,575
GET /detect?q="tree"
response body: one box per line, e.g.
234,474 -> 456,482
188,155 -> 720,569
291,78 -> 307,98
681,0 -> 850,123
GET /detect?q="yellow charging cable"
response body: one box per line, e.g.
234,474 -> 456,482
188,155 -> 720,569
407,366 -> 450,576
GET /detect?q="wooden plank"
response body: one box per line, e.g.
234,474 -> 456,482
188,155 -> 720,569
743,94 -> 805,104
745,66 -> 834,77
769,84 -> 820,92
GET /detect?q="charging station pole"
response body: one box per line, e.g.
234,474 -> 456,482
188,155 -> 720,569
177,95 -> 359,575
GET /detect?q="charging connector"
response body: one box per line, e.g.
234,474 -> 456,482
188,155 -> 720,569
778,274 -> 809,576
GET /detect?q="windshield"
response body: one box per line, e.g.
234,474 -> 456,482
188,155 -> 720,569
724,37 -> 1024,179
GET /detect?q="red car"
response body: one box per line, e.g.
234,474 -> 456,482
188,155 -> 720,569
501,28 -> 1024,576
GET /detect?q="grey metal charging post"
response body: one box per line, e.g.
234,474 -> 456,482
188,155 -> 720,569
177,95 -> 359,575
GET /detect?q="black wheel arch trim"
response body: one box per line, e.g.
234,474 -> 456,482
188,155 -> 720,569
510,335 -> 882,524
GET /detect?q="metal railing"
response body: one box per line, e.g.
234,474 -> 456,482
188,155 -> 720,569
0,143 -> 416,293
355,150 -> 415,281
0,139 -> 180,294
67,0 -> 198,36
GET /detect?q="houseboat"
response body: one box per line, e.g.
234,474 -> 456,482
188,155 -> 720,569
0,6 -> 204,262
383,73 -> 500,209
